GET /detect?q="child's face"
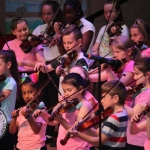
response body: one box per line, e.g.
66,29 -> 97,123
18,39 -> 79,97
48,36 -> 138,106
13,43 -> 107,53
63,33 -> 81,51
42,5 -> 54,24
12,21 -> 29,41
101,93 -> 115,110
130,28 -> 145,43
69,67 -> 86,79
112,46 -> 131,60
134,66 -> 146,85
21,83 -> 37,103
62,83 -> 79,100
63,5 -> 79,24
0,59 -> 8,75
104,4 -> 118,23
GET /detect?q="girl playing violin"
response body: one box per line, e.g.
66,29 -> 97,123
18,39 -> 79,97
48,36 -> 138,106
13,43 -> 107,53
63,0 -> 95,54
92,0 -> 129,57
33,73 -> 97,150
130,18 -> 150,55
125,57 -> 150,150
0,50 -> 20,150
89,36 -> 141,86
3,17 -> 45,74
68,80 -> 128,150
9,76 -> 47,150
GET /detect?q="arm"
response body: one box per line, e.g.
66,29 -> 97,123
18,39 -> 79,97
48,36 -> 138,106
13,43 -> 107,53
0,89 -> 12,102
130,113 -> 146,134
146,111 -> 150,139
82,31 -> 94,53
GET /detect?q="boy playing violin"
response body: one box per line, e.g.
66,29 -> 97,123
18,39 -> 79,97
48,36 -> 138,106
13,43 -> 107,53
68,80 -> 128,149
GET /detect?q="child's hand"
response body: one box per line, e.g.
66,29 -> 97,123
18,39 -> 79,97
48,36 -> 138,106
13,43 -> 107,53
33,109 -> 46,118
130,113 -> 140,123
67,128 -> 78,138
34,62 -> 47,72
55,65 -> 65,76
11,108 -> 21,118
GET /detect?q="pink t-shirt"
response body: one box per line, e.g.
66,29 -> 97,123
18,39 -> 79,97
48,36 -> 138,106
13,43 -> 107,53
16,107 -> 47,150
3,39 -> 43,72
141,48 -> 150,57
57,110 -> 90,150
144,139 -> 150,150
127,88 -> 150,147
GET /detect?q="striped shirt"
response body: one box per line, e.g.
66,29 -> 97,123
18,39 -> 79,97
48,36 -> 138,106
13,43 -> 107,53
101,109 -> 128,149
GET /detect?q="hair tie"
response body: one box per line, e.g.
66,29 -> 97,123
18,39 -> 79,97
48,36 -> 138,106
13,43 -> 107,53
21,72 -> 39,83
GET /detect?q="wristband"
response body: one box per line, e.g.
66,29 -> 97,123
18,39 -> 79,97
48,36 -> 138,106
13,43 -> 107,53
51,59 -> 60,69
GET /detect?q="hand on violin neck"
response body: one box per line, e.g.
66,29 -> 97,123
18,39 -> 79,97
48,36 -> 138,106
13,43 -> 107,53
130,113 -> 141,123
11,108 -> 21,118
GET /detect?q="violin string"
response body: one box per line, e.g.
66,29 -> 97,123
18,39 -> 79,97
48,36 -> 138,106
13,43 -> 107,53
43,0 -> 65,35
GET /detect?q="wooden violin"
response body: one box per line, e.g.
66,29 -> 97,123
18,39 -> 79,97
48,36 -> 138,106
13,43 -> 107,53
60,107 -> 113,145
127,84 -> 145,95
48,98 -> 79,122
133,105 -> 150,123
107,17 -> 124,45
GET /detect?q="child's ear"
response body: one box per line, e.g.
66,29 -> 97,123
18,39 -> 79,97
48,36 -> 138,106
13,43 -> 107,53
145,71 -> 150,78
127,48 -> 132,56
6,62 -> 12,69
79,86 -> 84,93
113,95 -> 119,103
78,38 -> 83,46
11,30 -> 15,36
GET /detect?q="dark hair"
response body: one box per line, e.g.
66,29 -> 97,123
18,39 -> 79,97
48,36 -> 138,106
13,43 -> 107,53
131,19 -> 150,47
62,73 -> 87,94
0,50 -> 20,92
69,65 -> 90,86
41,0 -> 65,23
134,57 -> 150,75
63,0 -> 84,19
103,0 -> 124,22
11,17 -> 28,30
101,80 -> 127,105
111,36 -> 141,61
62,25 -> 82,41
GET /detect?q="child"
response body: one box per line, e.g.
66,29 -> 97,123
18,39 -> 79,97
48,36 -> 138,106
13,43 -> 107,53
63,0 -> 95,54
32,1 -> 65,145
92,0 -> 129,57
126,57 -> 150,150
69,65 -> 98,111
9,76 -> 47,150
0,50 -> 20,150
3,17 -> 45,73
33,73 -> 97,150
130,18 -> 150,56
69,80 -> 128,150
34,25 -> 91,73
89,36 -> 141,87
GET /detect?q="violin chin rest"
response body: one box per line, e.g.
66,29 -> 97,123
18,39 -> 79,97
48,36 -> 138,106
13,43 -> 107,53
38,101 -> 45,109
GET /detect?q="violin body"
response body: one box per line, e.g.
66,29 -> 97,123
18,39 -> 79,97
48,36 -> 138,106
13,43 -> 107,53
48,98 -> 79,122
127,84 -> 144,95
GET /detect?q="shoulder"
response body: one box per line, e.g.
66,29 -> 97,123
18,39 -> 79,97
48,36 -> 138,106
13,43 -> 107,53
124,60 -> 134,72
80,17 -> 95,32
121,24 -> 129,36
33,24 -> 47,35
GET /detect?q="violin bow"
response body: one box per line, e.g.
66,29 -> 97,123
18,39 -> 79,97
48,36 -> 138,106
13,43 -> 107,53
0,30 -> 11,50
43,0 -> 65,35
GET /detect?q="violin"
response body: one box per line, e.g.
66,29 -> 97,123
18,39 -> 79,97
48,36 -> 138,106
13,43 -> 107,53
127,84 -> 145,95
133,105 -> 150,123
48,98 -> 79,122
56,50 -> 78,76
60,107 -> 113,145
107,17 -> 124,44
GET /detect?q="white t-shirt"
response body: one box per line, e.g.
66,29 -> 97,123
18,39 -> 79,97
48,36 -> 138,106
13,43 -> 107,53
33,24 -> 61,61
0,77 -> 17,123
96,24 -> 129,58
